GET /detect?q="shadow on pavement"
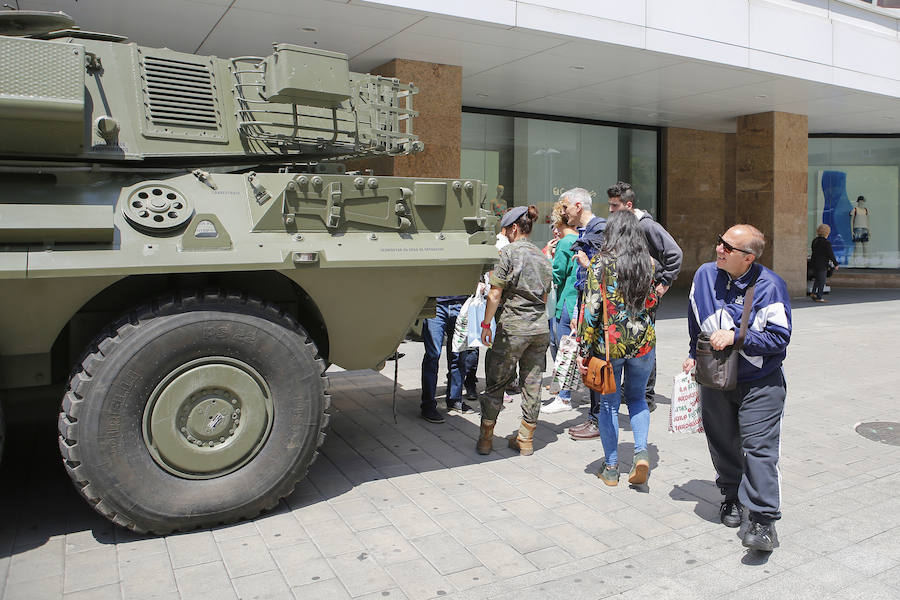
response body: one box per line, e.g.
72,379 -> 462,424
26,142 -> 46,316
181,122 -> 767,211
668,478 -> 723,524
0,417 -> 118,559
2,371 -> 587,559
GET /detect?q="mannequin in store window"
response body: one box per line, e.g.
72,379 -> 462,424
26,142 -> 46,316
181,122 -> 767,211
850,195 -> 870,265
490,185 -> 507,218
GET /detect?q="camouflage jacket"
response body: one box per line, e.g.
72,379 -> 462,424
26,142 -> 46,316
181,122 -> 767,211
489,239 -> 552,336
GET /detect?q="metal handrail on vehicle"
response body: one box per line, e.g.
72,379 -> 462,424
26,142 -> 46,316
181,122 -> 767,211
230,57 -> 421,157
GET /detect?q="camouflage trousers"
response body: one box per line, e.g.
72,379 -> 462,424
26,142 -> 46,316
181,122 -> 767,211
481,329 -> 550,423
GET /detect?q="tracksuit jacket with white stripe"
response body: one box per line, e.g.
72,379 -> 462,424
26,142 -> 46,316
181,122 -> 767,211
688,261 -> 792,382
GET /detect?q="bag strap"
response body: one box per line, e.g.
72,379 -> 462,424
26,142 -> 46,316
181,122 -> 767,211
600,266 -> 610,362
734,269 -> 759,352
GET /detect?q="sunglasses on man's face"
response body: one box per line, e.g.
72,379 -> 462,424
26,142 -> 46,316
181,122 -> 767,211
716,234 -> 754,255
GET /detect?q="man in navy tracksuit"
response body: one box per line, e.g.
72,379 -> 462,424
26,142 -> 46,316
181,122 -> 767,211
683,224 -> 791,553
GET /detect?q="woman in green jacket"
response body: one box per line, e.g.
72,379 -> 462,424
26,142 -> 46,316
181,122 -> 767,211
543,200 -> 579,413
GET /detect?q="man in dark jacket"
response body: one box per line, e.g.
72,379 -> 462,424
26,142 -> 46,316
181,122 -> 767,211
607,182 -> 683,411
683,224 -> 791,553
557,188 -> 606,440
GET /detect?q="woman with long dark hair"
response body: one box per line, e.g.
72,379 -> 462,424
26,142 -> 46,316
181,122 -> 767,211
477,205 -> 553,456
578,210 -> 658,486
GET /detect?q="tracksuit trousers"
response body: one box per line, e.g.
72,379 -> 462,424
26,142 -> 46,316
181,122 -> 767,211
700,369 -> 786,524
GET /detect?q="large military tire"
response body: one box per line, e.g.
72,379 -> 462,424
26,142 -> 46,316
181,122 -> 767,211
58,292 -> 329,534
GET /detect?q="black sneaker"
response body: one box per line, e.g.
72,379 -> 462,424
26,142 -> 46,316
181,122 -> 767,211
719,500 -> 743,528
646,398 -> 657,413
447,401 -> 473,414
742,521 -> 778,552
465,388 -> 478,401
421,406 -> 445,423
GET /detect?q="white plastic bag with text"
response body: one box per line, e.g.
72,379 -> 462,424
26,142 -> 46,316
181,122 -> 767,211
551,334 -> 582,392
668,371 -> 703,433
465,295 -> 495,349
450,295 -> 474,353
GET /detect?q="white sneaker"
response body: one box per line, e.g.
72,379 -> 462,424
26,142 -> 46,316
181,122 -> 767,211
542,396 -> 573,414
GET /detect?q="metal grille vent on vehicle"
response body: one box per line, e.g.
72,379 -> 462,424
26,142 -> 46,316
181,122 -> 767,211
137,51 -> 226,142
123,185 -> 194,233
144,57 -> 217,126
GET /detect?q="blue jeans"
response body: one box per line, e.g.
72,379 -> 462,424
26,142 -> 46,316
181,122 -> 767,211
421,300 -> 478,409
459,346 -> 479,393
591,349 -> 654,466
555,304 -> 573,401
548,317 -> 558,362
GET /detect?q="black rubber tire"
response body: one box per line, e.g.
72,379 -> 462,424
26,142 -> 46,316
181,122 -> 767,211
58,291 -> 329,534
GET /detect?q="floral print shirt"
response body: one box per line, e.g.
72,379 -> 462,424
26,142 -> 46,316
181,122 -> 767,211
578,255 -> 658,360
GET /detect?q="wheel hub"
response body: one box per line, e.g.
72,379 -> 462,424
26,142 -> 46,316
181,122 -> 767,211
143,357 -> 273,479
180,391 -> 240,447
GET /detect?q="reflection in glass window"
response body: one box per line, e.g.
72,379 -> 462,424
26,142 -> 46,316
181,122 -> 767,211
808,138 -> 900,269
461,111 -> 658,248
461,112 -> 515,220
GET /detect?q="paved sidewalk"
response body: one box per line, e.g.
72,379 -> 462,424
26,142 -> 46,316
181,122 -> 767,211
2,289 -> 900,600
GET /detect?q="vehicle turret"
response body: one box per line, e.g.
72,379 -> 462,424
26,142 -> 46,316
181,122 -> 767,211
0,10 -> 421,165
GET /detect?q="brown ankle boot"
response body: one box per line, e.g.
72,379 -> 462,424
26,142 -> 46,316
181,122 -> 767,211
507,420 -> 537,456
476,419 -> 495,455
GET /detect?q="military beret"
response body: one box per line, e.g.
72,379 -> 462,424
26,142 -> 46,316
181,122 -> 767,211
499,205 -> 528,229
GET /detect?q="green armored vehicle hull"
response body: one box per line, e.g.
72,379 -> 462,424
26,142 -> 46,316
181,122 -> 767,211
0,12 -> 495,533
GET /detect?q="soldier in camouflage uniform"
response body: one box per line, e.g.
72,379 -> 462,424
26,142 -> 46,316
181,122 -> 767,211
477,205 -> 553,456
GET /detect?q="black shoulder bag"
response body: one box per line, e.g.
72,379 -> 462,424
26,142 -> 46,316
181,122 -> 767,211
695,274 -> 757,391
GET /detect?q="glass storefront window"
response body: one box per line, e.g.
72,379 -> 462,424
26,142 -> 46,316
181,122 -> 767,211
808,137 -> 900,269
461,112 -> 515,222
462,111 -> 658,248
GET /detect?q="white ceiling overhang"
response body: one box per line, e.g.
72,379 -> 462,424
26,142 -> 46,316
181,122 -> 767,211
15,0 -> 900,134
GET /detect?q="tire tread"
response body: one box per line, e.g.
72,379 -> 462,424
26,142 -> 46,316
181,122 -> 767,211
58,290 -> 330,534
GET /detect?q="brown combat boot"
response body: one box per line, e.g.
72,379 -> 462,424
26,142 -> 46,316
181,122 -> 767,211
476,419 -> 495,455
507,420 -> 537,456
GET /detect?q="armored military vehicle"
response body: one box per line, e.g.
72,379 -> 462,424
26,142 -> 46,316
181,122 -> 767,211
0,10 -> 496,533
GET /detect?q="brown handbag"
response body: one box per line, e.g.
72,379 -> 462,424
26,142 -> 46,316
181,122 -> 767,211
582,270 -> 617,395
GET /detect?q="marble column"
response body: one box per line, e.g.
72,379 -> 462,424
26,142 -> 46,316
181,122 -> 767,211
662,127 -> 734,286
348,59 -> 462,179
735,112 -> 808,296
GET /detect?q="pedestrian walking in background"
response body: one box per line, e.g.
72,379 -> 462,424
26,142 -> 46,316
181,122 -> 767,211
683,224 -> 792,553
476,205 -> 552,456
578,210 -> 658,486
810,223 -> 838,303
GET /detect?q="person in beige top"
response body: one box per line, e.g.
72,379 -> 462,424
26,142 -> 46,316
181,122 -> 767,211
850,195 -> 870,265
